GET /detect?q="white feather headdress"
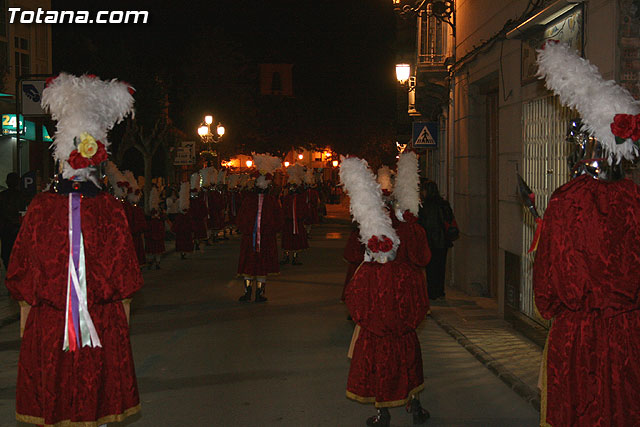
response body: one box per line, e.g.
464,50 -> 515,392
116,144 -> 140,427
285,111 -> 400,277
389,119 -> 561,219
394,152 -> 420,216
286,164 -> 305,185
179,182 -> 190,212
123,170 -> 141,204
536,41 -> 640,164
149,187 -> 160,214
252,153 -> 281,189
190,172 -> 201,191
228,174 -> 239,189
377,166 -> 393,193
200,167 -> 214,187
104,161 -> 127,200
303,167 -> 315,185
218,169 -> 227,185
41,73 -> 135,180
209,168 -> 219,187
252,153 -> 281,175
339,156 -> 399,263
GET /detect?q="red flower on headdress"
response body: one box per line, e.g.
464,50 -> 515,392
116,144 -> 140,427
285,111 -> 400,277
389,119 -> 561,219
611,114 -> 636,140
367,235 -> 393,253
68,139 -> 108,170
45,75 -> 58,87
367,236 -> 380,253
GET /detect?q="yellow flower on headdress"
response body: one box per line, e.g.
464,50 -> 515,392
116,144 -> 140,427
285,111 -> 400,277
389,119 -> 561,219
77,132 -> 98,158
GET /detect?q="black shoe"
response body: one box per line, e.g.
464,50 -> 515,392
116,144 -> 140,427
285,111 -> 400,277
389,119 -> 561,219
280,255 -> 290,265
366,409 -> 390,427
407,398 -> 430,424
291,254 -> 302,265
255,285 -> 267,303
238,284 -> 252,302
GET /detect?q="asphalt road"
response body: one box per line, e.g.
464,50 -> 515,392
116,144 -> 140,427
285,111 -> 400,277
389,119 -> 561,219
0,217 -> 539,426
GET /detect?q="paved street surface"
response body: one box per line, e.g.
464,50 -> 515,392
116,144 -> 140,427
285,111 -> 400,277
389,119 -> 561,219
0,206 -> 539,426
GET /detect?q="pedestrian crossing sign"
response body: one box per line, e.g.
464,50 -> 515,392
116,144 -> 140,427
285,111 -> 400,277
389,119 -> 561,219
412,122 -> 438,148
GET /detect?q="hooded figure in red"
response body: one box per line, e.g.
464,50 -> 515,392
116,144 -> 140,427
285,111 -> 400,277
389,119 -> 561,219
236,154 -> 284,303
533,41 -> 640,426
341,154 -> 430,427
5,73 -> 142,426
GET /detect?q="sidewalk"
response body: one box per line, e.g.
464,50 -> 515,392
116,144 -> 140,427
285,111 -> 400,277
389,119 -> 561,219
429,288 -> 544,411
0,266 -> 19,329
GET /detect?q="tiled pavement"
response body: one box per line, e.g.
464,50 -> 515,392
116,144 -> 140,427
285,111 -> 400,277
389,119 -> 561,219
429,288 -> 544,411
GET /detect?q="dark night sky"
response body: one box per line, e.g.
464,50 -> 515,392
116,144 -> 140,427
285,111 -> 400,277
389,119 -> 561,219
50,0 -> 398,161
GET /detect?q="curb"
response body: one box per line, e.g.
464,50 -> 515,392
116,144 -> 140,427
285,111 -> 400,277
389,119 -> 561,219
431,314 -> 541,412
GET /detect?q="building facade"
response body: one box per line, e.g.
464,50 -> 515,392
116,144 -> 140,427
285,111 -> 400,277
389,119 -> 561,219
400,0 -> 627,330
0,0 -> 52,189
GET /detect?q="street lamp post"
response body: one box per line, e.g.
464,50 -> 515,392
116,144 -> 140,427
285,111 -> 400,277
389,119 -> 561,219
197,115 -> 225,168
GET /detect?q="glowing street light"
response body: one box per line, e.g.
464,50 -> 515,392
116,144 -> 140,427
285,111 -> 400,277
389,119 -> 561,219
332,160 -> 339,167
284,161 -> 290,167
298,153 -> 304,160
246,160 -> 253,168
395,63 -> 411,84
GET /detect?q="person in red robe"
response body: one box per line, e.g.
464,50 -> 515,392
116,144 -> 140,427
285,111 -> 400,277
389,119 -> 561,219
534,175 -> 640,427
341,154 -> 430,426
280,185 -> 309,265
281,164 -> 309,265
532,41 -> 640,427
171,182 -> 194,259
237,154 -> 283,302
144,187 -> 165,269
189,173 -> 208,250
5,72 -> 141,426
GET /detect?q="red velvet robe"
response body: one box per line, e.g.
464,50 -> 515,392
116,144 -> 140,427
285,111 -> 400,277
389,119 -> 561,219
144,216 -> 165,254
341,228 -> 365,301
5,191 -> 143,425
206,189 -> 224,231
190,193 -> 208,240
345,214 -> 430,407
124,201 -> 147,265
228,190 -> 240,225
236,192 -> 283,277
534,175 -> 640,427
281,192 -> 309,251
171,211 -> 194,253
305,188 -> 320,225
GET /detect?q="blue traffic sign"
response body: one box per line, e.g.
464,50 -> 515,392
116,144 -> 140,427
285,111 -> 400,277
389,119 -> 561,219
412,122 -> 438,148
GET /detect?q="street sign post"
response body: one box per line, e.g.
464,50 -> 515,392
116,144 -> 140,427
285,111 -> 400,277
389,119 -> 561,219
412,122 -> 438,148
174,141 -> 196,165
20,80 -> 47,117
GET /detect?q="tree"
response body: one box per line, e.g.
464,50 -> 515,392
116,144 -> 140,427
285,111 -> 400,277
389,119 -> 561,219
120,118 -> 170,213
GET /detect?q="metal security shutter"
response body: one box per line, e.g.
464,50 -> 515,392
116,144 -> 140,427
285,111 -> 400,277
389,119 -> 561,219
521,94 -> 575,324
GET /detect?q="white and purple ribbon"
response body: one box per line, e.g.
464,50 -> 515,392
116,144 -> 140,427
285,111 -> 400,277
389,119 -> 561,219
252,194 -> 264,252
63,193 -> 101,351
292,195 -> 298,235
